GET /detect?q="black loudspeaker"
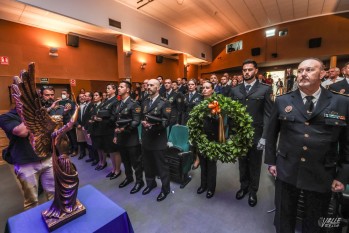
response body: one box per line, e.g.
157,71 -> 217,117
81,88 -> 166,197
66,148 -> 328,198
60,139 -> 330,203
156,55 -> 163,64
251,47 -> 261,56
309,38 -> 322,48
272,53 -> 278,58
66,34 -> 79,47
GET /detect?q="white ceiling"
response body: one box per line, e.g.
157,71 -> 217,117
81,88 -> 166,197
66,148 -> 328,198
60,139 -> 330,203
115,0 -> 349,45
1,0 -> 349,65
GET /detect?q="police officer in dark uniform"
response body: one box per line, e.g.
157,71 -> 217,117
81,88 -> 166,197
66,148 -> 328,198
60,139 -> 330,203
329,62 -> 349,95
112,81 -> 144,194
92,84 -> 121,178
230,59 -> 273,207
182,79 -> 203,169
138,79 -> 149,105
265,58 -> 349,233
162,78 -> 184,126
141,79 -> 172,202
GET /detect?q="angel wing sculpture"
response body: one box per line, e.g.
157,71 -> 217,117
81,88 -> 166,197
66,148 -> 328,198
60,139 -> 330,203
11,63 -> 86,231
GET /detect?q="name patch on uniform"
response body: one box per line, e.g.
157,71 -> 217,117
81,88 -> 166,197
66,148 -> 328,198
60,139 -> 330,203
135,107 -> 141,113
165,107 -> 171,113
284,105 -> 293,113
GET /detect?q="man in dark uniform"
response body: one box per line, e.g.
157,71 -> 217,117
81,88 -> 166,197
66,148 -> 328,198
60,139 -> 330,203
162,78 -> 184,126
113,81 -> 144,194
178,78 -> 188,94
329,62 -> 349,95
157,76 -> 166,96
230,59 -> 273,207
220,75 -> 231,97
265,58 -> 349,233
141,79 -> 172,202
139,79 -> 149,105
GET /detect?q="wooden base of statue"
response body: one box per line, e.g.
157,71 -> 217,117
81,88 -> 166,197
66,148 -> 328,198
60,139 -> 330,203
41,200 -> 86,232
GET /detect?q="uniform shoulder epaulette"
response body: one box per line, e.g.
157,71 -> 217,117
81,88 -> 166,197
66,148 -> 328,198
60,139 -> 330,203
329,89 -> 349,96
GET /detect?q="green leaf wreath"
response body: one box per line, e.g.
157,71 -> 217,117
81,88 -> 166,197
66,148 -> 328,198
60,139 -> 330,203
187,94 -> 254,163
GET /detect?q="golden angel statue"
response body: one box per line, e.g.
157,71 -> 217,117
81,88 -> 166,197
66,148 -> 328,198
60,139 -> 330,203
11,63 -> 86,231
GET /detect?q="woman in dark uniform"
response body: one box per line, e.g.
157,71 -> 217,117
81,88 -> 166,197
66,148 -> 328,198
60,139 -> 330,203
91,85 -> 121,180
182,79 -> 203,169
196,81 -> 218,199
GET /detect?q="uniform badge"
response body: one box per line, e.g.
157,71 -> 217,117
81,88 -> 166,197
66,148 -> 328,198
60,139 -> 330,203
165,107 -> 171,113
135,107 -> 141,113
169,97 -> 174,103
340,89 -> 346,94
285,105 -> 292,113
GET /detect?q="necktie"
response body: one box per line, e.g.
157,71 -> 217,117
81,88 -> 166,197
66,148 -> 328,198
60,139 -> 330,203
149,99 -> 153,107
166,92 -> 169,98
189,93 -> 193,101
304,96 -> 314,114
120,101 -> 124,109
245,85 -> 251,93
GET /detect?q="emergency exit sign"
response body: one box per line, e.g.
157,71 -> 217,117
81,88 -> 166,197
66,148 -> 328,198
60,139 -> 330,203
0,56 -> 9,65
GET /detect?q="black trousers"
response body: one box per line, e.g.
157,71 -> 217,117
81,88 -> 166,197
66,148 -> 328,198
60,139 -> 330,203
198,153 -> 217,192
274,179 -> 332,233
67,128 -> 78,153
120,145 -> 143,183
87,144 -> 99,162
238,144 -> 263,193
78,142 -> 87,156
142,148 -> 170,193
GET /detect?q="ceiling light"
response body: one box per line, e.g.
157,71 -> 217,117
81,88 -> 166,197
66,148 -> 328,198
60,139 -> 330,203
265,29 -> 276,37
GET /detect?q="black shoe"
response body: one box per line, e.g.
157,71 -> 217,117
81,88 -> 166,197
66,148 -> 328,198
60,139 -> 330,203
110,171 -> 122,180
248,193 -> 257,207
142,184 -> 157,195
106,171 -> 114,178
78,154 -> 86,160
236,188 -> 248,200
96,163 -> 107,171
119,178 -> 134,188
86,158 -> 94,163
91,161 -> 99,166
157,190 -> 170,202
197,186 -> 207,194
206,190 -> 215,199
130,182 -> 144,194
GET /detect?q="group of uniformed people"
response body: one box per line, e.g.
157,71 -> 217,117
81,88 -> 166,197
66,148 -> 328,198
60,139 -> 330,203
40,58 -> 349,233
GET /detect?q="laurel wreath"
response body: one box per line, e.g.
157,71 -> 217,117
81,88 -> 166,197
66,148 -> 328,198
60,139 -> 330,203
187,94 -> 254,163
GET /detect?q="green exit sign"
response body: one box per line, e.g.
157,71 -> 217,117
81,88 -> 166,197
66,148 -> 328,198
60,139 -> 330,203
40,78 -> 49,83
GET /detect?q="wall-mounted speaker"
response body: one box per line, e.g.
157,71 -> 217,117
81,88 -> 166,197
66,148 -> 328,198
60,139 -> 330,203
66,34 -> 79,47
271,53 -> 278,58
251,47 -> 261,56
156,55 -> 163,64
309,37 -> 322,48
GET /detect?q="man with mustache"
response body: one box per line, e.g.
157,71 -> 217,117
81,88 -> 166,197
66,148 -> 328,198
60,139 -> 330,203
265,58 -> 349,233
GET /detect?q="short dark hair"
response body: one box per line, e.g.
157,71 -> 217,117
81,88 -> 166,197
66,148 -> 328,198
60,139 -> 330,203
188,79 -> 197,85
107,84 -> 116,90
120,81 -> 131,89
205,81 -> 214,89
182,78 -> 187,81
242,59 -> 258,68
40,85 -> 55,95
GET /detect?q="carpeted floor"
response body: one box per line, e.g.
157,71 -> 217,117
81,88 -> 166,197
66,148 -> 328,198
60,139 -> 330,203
2,155 -> 344,233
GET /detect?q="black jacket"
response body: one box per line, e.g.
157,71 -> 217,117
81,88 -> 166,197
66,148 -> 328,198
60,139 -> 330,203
112,97 -> 141,147
91,97 -> 118,136
182,91 -> 203,125
161,90 -> 184,125
265,88 -> 349,193
141,96 -> 171,150
230,81 -> 273,143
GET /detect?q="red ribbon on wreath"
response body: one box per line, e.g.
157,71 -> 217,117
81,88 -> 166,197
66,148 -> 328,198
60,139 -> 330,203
208,100 -> 225,143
